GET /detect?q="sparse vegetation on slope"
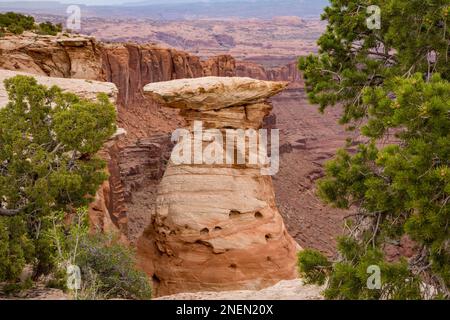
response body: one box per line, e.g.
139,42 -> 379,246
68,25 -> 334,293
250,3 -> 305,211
46,208 -> 152,300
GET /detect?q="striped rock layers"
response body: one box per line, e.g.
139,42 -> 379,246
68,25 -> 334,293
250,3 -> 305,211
137,77 -> 299,296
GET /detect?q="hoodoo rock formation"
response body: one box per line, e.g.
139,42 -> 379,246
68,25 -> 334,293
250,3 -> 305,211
137,77 -> 299,296
0,33 -> 348,262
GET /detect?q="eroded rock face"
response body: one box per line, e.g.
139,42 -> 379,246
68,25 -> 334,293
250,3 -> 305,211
0,69 -> 117,110
0,33 -> 105,81
138,77 -> 299,296
101,44 -> 237,107
0,33 -> 307,253
144,76 -> 287,111
236,61 -> 301,82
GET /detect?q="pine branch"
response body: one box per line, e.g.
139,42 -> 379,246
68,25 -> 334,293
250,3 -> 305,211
0,207 -> 22,216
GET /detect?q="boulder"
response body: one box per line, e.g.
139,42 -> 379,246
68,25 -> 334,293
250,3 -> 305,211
143,76 -> 287,111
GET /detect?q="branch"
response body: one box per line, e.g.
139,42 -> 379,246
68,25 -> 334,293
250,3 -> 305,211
343,212 -> 375,220
367,51 -> 398,62
320,69 -> 342,82
50,142 -> 63,154
0,207 -> 22,216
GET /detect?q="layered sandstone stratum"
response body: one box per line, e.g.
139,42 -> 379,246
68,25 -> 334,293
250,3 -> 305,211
137,77 -> 299,296
0,69 -> 117,108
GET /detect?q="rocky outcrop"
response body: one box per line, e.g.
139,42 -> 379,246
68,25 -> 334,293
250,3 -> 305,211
201,55 -> 236,77
0,33 -> 299,109
0,69 -> 117,109
144,76 -> 287,111
102,43 -> 204,106
0,32 -> 105,81
138,77 -> 298,296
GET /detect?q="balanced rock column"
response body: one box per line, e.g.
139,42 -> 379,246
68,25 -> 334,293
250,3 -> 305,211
137,77 -> 299,296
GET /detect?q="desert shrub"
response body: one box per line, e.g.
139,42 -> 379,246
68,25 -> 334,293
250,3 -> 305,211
76,233 -> 152,300
0,217 -> 34,282
299,239 -> 422,300
2,278 -> 34,295
7,24 -> 24,35
0,12 -> 35,32
45,208 -> 151,300
37,21 -> 62,36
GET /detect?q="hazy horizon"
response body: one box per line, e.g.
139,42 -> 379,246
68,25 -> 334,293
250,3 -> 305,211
0,0 -> 328,20
1,0 -> 314,5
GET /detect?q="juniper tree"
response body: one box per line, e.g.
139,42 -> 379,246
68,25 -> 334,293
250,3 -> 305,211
298,0 -> 449,299
0,12 -> 62,36
0,75 -> 116,280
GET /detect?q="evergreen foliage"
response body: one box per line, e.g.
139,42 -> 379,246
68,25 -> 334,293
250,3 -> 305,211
0,75 -> 116,283
0,12 -> 62,36
298,0 -> 450,299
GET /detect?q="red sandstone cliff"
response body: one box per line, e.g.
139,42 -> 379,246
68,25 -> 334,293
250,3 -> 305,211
103,43 -> 206,106
236,61 -> 301,82
100,44 -> 296,108
0,33 -> 298,109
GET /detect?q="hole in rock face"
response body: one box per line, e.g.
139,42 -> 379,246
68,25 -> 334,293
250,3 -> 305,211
152,274 -> 161,286
267,256 -> 271,261
255,211 -> 263,219
229,210 -> 242,218
200,228 -> 209,235
195,239 -> 213,249
214,226 -> 222,231
229,263 -> 237,269
265,234 -> 273,241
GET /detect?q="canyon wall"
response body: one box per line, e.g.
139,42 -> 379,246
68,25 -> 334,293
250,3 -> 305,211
0,33 -> 298,109
236,61 -> 301,82
100,43 -> 295,108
